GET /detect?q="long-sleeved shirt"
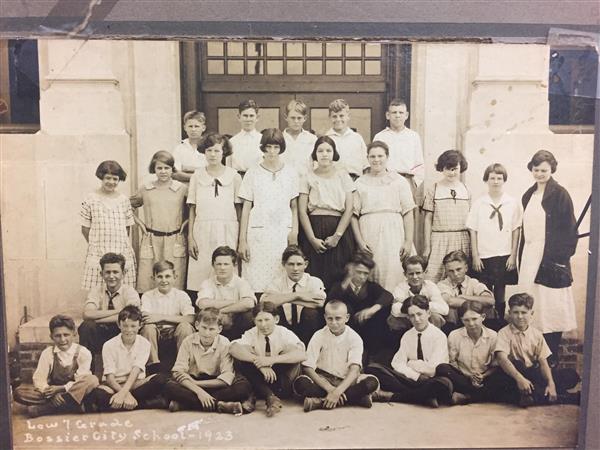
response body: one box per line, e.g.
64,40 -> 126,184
172,333 -> 235,385
391,324 -> 448,381
33,343 -> 93,392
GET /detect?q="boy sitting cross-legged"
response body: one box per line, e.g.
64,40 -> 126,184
293,301 -> 379,412
229,301 -> 306,417
164,308 -> 253,415
14,315 -> 99,418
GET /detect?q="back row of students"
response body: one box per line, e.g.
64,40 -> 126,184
80,96 -> 579,369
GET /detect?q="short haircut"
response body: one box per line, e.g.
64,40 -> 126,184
286,99 -> 309,116
118,305 -> 143,323
458,300 -> 485,318
311,135 -> 340,162
328,98 -> 349,114
367,140 -> 390,157
199,132 -> 233,159
400,295 -> 430,314
324,300 -> 348,314
238,99 -> 259,114
435,150 -> 468,173
99,252 -> 126,271
49,314 -> 76,333
483,163 -> 508,182
349,251 -> 376,270
195,307 -> 222,326
253,301 -> 279,318
149,150 -> 176,174
211,245 -> 238,264
443,250 -> 469,266
282,245 -> 306,264
95,160 -> 127,181
527,149 -> 558,173
388,98 -> 408,110
402,255 -> 428,272
260,128 -> 286,154
183,110 -> 206,124
152,260 -> 175,275
508,292 -> 534,310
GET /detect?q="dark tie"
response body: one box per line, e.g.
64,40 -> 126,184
450,189 -> 457,203
106,290 -> 117,310
456,283 -> 463,295
214,178 -> 222,197
291,283 -> 299,327
264,336 -> 271,356
489,203 -> 504,230
417,332 -> 424,360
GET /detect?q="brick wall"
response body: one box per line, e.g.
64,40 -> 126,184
16,342 -> 48,384
559,338 -> 584,373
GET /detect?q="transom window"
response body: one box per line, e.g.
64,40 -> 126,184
204,41 -> 382,76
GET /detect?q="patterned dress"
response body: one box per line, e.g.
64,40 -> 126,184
80,192 -> 136,289
422,182 -> 471,282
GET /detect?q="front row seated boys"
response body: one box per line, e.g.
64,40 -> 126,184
164,307 -> 253,415
293,301 -> 379,412
14,315 -> 99,418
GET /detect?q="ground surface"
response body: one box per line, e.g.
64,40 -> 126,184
11,399 -> 580,449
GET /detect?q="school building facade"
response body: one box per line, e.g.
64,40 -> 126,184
0,39 -> 594,363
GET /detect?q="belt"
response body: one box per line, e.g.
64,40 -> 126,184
147,228 -> 179,237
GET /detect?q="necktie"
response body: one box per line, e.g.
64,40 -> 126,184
264,336 -> 271,356
450,189 -> 457,203
417,332 -> 424,360
291,283 -> 299,327
489,203 -> 504,230
106,290 -> 117,310
457,283 -> 463,295
214,178 -> 222,197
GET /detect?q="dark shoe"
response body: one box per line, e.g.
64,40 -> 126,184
558,391 -> 580,405
168,400 -> 181,412
371,389 -> 394,403
353,394 -> 373,409
142,395 -> 168,410
303,397 -> 324,413
146,362 -> 162,376
217,401 -> 243,416
451,392 -> 471,405
265,395 -> 283,417
518,393 -> 535,408
425,397 -> 440,408
432,377 -> 454,405
27,404 -> 57,418
241,395 -> 256,414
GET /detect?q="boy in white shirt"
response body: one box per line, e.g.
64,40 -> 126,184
293,301 -> 379,412
172,110 -> 207,182
281,99 -> 317,176
229,99 -> 263,175
325,98 -> 368,180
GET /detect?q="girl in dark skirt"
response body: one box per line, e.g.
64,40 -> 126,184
298,136 -> 356,290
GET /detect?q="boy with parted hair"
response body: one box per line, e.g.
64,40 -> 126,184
172,110 -> 207,182
229,99 -> 263,175
282,99 -> 317,176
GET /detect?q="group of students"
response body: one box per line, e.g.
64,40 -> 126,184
13,95 -> 583,418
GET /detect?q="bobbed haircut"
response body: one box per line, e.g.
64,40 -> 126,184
195,307 -> 222,326
211,245 -> 238,265
400,294 -> 430,314
199,132 -> 233,159
260,128 -> 286,154
286,99 -> 309,116
311,135 -> 340,162
149,150 -> 176,174
96,160 -> 127,181
49,314 -> 76,333
281,245 -> 306,264
253,301 -> 280,318
328,98 -> 349,114
367,140 -> 390,157
118,305 -> 143,323
388,98 -> 408,110
527,149 -> 558,173
152,260 -> 175,275
483,163 -> 508,182
508,292 -> 534,310
402,255 -> 428,273
458,300 -> 486,319
349,251 -> 376,270
238,99 -> 259,114
99,252 -> 126,271
435,150 -> 468,173
442,250 -> 469,266
183,110 -> 206,124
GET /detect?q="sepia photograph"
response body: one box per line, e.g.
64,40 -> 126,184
0,2 -> 599,449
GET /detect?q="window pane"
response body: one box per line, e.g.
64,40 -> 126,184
306,60 -> 322,75
267,60 -> 284,75
306,43 -> 322,57
246,42 -> 262,57
206,41 -> 224,57
364,60 -> 381,75
247,60 -> 264,75
345,42 -> 362,57
5,40 -> 40,125
227,60 -> 244,75
325,60 -> 342,75
267,42 -> 283,57
287,43 -> 303,57
345,60 -> 362,75
326,43 -> 342,57
207,59 -> 225,74
287,60 -> 303,75
227,42 -> 244,57
365,43 -> 381,57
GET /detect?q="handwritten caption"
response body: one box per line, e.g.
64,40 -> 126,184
22,417 -> 234,445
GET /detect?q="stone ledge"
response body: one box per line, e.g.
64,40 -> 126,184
18,313 -> 83,344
